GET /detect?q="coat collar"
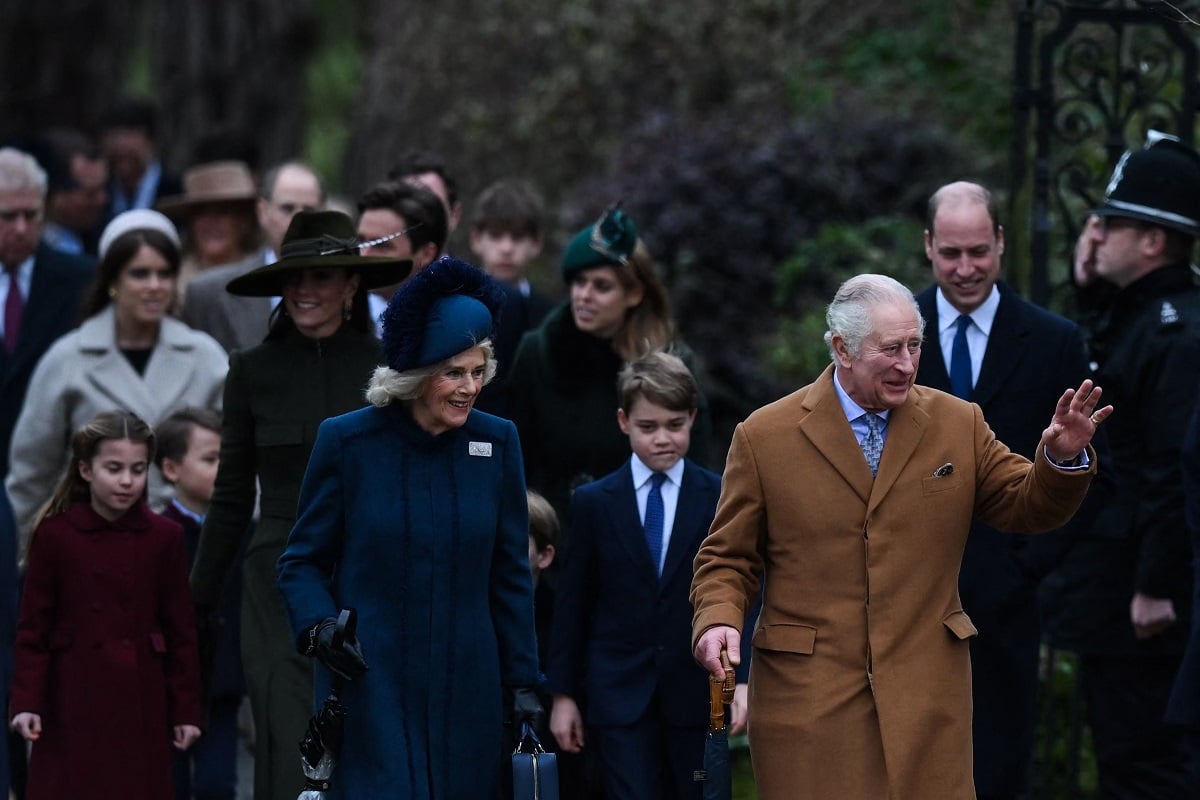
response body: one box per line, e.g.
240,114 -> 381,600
798,364 -> 931,510
77,304 -> 200,354
64,499 -> 154,533
74,305 -> 209,423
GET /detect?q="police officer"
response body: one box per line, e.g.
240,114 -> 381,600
1042,132 -> 1200,798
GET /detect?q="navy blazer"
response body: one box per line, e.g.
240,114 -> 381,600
547,457 -> 745,728
917,282 -> 1092,585
0,244 -> 93,479
916,281 -> 1093,793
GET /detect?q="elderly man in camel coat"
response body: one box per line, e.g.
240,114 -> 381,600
691,274 -> 1110,799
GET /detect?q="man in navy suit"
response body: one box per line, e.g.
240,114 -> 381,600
548,351 -> 751,800
915,181 -> 1092,800
0,147 -> 94,483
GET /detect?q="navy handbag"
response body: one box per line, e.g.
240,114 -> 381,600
512,721 -> 559,800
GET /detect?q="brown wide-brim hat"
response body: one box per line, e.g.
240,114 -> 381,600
156,160 -> 259,219
226,209 -> 412,297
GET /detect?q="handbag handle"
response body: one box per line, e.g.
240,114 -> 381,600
513,720 -> 547,755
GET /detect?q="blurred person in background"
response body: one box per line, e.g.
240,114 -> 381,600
5,209 -> 226,550
181,160 -> 324,353
157,160 -> 261,304
40,128 -> 108,257
100,96 -> 182,219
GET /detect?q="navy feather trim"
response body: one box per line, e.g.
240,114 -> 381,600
380,256 -> 506,372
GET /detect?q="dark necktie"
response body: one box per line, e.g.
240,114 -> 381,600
950,314 -> 972,400
4,264 -> 22,355
861,414 -> 884,477
644,472 -> 667,575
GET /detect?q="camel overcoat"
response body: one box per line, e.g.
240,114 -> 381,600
690,365 -> 1095,800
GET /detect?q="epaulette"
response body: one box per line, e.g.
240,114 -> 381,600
1160,300 -> 1180,326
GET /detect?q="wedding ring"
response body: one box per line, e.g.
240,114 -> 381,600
1090,412 -> 1102,425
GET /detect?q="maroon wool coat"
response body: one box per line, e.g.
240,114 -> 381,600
11,501 -> 202,800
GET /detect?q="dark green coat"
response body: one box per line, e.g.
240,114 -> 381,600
190,324 -> 381,800
506,302 -> 711,526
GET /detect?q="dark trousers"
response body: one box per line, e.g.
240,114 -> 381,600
593,712 -> 706,800
1081,654 -> 1196,800
173,696 -> 240,800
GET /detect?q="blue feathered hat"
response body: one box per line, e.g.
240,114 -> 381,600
380,256 -> 506,372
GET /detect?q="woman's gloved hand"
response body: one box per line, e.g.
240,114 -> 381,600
512,687 -> 545,732
301,617 -> 368,680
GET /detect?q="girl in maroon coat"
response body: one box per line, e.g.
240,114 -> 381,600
9,410 -> 203,800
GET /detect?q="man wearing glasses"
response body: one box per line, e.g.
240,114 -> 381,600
1042,132 -> 1200,798
181,160 -> 324,353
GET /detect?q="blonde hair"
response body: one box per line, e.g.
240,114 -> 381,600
366,340 -> 497,406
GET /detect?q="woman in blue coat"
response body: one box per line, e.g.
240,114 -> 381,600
277,257 -> 542,799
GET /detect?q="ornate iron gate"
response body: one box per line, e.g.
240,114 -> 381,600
1009,0 -> 1200,308
1009,3 -> 1199,797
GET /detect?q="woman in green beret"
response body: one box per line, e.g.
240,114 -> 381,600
188,210 -> 409,800
507,205 -> 711,527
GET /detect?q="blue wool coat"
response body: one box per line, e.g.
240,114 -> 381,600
277,402 -> 540,800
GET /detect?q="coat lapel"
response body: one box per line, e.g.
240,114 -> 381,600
915,290 -> 951,390
869,389 -> 932,513
659,462 -> 711,587
971,283 -> 1030,408
6,249 -> 78,380
78,310 -> 202,424
602,464 -> 658,581
798,366 -> 873,504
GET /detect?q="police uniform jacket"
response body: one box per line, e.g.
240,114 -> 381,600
1041,263 -> 1199,655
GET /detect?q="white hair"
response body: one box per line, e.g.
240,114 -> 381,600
0,148 -> 47,196
823,274 -> 925,360
366,340 -> 498,406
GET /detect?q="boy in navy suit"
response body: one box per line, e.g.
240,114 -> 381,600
156,408 -> 243,800
548,351 -> 749,800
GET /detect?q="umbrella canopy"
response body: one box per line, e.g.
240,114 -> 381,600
701,656 -> 736,800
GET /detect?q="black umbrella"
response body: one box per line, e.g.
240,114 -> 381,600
297,608 -> 357,800
700,654 -> 736,800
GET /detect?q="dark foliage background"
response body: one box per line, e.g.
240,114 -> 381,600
0,0 -> 1030,451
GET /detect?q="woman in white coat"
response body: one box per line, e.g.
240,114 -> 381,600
5,210 -> 227,552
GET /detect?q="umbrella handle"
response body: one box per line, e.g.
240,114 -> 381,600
332,608 -> 357,648
328,608 -> 358,694
709,650 -> 736,731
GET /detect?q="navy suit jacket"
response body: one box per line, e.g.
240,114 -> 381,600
547,458 -> 747,728
916,281 -> 1093,791
917,282 -> 1092,592
0,244 -> 94,479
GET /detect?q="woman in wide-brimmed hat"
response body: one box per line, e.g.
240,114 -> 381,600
157,159 -> 262,301
190,210 -> 410,800
277,256 -> 542,800
6,209 -> 227,544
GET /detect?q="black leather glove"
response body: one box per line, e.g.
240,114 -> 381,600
511,686 -> 544,733
300,617 -> 368,681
